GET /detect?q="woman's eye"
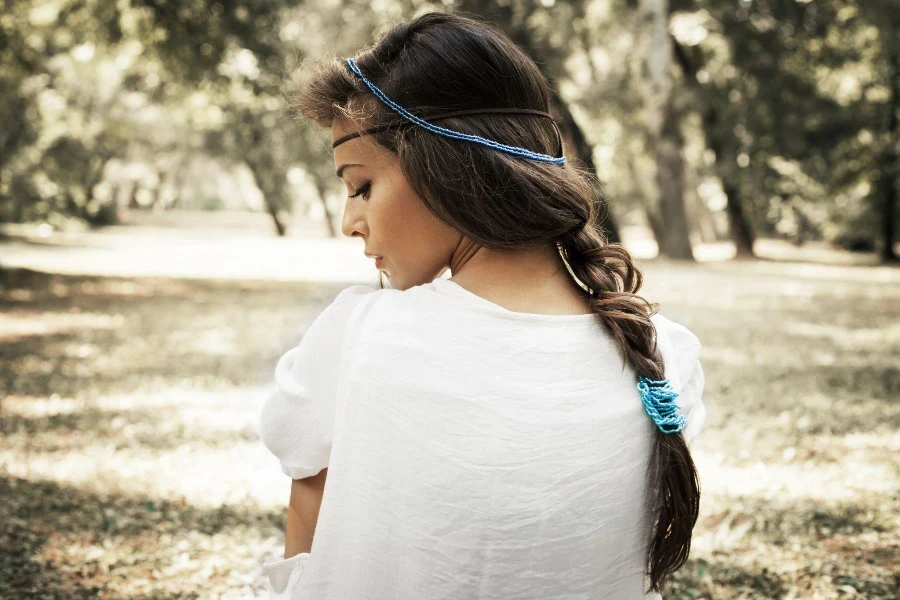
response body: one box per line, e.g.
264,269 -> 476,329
348,182 -> 371,199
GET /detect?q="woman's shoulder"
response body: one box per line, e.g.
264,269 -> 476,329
330,280 -> 443,311
330,283 -> 383,304
649,312 -> 702,387
324,283 -> 397,316
320,283 -> 415,333
650,312 -> 701,355
650,311 -> 706,443
292,285 -> 385,348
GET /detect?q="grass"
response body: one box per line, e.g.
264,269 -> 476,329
0,258 -> 898,599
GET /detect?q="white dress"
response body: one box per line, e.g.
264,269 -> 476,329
258,277 -> 706,600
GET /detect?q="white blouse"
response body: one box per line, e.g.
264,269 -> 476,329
259,277 -> 706,599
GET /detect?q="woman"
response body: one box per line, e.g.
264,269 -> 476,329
259,11 -> 705,599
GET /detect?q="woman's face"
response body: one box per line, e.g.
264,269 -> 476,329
333,118 -> 461,290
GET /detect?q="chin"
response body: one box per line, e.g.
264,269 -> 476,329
385,274 -> 411,291
381,263 -> 445,291
382,272 -> 428,292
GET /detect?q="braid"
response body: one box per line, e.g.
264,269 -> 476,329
560,228 -> 664,378
559,225 -> 701,594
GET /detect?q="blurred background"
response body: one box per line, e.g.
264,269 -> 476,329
0,1 -> 897,599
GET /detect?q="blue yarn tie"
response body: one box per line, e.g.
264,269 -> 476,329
637,376 -> 686,435
345,58 -> 566,166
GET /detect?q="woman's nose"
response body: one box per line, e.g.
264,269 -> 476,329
341,202 -> 368,239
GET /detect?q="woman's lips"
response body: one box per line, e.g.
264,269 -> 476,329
365,252 -> 384,269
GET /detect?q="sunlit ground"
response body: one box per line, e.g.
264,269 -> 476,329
1,226 -> 898,598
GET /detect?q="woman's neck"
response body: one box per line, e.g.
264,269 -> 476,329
447,242 -> 592,316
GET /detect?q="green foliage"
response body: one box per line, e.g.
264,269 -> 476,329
1,0 -> 895,253
674,0 -> 899,250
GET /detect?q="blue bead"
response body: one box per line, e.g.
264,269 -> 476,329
346,58 -> 566,166
637,376 -> 686,435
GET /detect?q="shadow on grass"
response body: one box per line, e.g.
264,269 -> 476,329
669,553 -> 899,599
0,405 -> 258,453
699,361 -> 900,440
0,268 -> 361,400
675,494 -> 900,598
702,493 -> 897,540
668,560 -> 791,600
0,476 -> 283,599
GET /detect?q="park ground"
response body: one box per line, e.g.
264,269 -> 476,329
1,220 -> 898,599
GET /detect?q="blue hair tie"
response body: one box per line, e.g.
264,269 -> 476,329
344,58 -> 566,166
637,376 -> 686,435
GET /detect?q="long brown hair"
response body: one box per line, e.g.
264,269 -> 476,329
291,11 -> 700,594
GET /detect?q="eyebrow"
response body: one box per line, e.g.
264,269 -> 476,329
335,163 -> 365,179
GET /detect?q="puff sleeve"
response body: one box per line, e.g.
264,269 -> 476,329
259,285 -> 377,479
650,313 -> 707,443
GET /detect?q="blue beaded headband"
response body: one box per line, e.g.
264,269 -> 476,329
637,376 -> 686,435
338,57 -> 566,166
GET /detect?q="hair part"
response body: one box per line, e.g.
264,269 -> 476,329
290,10 -> 700,593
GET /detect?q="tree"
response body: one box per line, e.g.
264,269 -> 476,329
860,1 -> 899,262
636,0 -> 695,259
456,0 -> 623,243
880,27 -> 898,262
671,38 -> 755,256
674,0 -> 898,260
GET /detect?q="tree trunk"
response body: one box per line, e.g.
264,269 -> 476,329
683,157 -> 720,243
639,0 -> 694,260
883,150 -> 898,263
722,178 -> 755,257
645,209 -> 666,248
85,158 -> 118,226
701,100 -> 755,258
247,120 -> 290,237
687,184 -> 720,244
128,184 -> 140,209
656,97 -> 694,259
312,176 -> 338,238
266,198 -> 287,237
552,96 -> 622,244
247,160 -> 287,237
672,38 -> 755,257
881,20 -> 899,262
319,196 -> 337,238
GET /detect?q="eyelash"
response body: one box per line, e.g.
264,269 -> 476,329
348,182 -> 371,200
